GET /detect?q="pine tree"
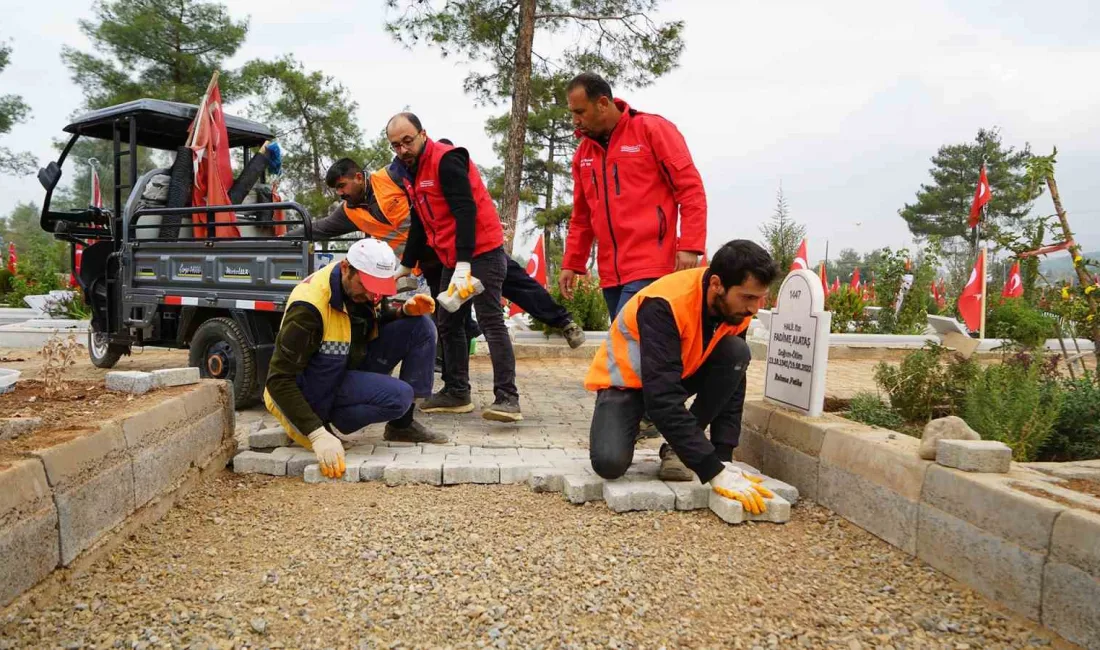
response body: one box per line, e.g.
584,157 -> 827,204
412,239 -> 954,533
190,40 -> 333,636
0,39 -> 34,176
759,184 -> 806,277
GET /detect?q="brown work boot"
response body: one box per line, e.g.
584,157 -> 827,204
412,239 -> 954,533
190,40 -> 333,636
658,444 -> 694,481
419,390 -> 474,414
482,396 -> 523,423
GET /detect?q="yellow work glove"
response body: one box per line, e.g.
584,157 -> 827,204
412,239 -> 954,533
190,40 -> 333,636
709,465 -> 774,515
307,426 -> 346,479
403,294 -> 436,317
447,261 -> 476,300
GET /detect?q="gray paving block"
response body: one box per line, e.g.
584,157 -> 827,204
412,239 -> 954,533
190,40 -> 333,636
105,370 -> 155,395
357,457 -> 393,482
666,480 -> 711,510
937,439 -> 1012,473
727,460 -> 762,475
708,491 -> 745,524
707,491 -> 791,524
471,446 -> 518,457
498,459 -> 540,484
528,467 -> 565,493
384,461 -> 442,486
563,474 -> 605,504
443,460 -> 500,485
376,441 -> 417,448
232,450 -> 287,476
151,367 -> 200,388
283,450 -> 317,478
761,477 -> 799,504
249,427 -> 290,450
302,463 -> 359,483
604,480 -> 675,513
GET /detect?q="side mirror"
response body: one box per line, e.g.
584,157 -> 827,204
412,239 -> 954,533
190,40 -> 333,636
38,161 -> 62,191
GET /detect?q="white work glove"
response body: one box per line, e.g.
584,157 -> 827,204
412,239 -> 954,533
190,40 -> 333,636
393,264 -> 413,279
709,464 -> 773,515
307,426 -> 346,479
447,261 -> 476,300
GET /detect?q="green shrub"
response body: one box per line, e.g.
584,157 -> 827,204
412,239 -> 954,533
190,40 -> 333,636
963,357 -> 1064,461
530,274 -> 609,334
7,243 -> 66,308
1038,376 -> 1100,461
847,391 -> 905,430
986,298 -> 1056,348
45,291 -> 92,320
825,285 -> 869,333
874,343 -> 978,422
0,268 -> 12,296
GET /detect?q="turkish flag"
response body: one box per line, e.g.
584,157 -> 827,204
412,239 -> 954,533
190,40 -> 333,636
968,166 -> 992,229
819,262 -> 830,298
188,77 -> 239,238
958,249 -> 986,331
508,234 -> 548,316
850,267 -> 861,290
831,277 -> 840,293
790,239 -> 808,271
7,243 -> 15,274
1002,261 -> 1023,298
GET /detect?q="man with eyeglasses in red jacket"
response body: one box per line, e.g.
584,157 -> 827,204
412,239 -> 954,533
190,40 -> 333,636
558,72 -> 708,319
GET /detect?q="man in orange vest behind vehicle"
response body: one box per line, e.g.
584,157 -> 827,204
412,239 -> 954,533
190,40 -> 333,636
387,112 -> 522,422
585,239 -> 778,514
559,72 -> 708,319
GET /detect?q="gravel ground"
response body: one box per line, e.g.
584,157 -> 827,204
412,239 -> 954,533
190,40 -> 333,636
1,475 -> 1074,650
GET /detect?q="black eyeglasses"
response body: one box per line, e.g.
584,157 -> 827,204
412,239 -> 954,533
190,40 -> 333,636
389,134 -> 421,152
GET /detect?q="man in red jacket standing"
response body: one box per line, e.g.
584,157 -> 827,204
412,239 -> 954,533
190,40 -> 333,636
559,72 -> 708,318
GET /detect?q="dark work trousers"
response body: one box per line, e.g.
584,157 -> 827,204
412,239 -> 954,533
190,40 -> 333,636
503,258 -> 572,327
326,315 -> 436,434
602,278 -> 658,319
437,247 -> 518,402
588,335 -> 749,480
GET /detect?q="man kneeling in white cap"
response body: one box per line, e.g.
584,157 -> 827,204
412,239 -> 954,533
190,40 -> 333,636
264,238 -> 446,478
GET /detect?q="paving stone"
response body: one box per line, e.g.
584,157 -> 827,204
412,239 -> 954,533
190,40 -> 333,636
437,445 -> 470,455
445,454 -> 472,462
919,415 -> 980,460
388,446 -> 423,456
151,367 -> 201,388
249,427 -> 289,450
937,439 -> 1012,473
761,477 -> 799,504
470,447 -> 519,457
377,441 -> 417,448
370,448 -> 399,460
604,479 -> 675,512
563,474 -> 605,504
708,492 -> 792,524
302,463 -> 359,483
284,450 -> 317,478
528,468 -> 566,493
384,461 -> 442,486
666,480 -> 711,510
232,451 -> 287,476
357,457 -> 393,482
105,370 -> 156,395
498,459 -> 541,484
443,460 -> 500,485
727,460 -> 761,475
344,444 -> 375,455
518,448 -> 566,460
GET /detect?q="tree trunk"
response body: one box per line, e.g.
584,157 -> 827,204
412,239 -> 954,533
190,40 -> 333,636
1045,171 -> 1100,361
499,0 -> 537,254
544,133 -> 555,279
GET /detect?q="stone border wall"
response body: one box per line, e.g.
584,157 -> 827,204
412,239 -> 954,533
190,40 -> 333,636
0,380 -> 234,609
734,400 -> 1100,649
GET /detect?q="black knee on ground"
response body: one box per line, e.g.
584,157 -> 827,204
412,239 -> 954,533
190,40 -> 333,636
711,334 -> 751,370
590,448 -> 632,480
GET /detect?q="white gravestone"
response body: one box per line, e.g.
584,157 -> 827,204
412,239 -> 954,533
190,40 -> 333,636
764,270 -> 831,417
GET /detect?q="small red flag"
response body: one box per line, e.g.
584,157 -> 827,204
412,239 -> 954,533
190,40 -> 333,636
958,249 -> 986,331
790,239 -> 808,271
831,277 -> 840,293
508,234 -> 548,316
968,166 -> 992,229
819,262 -> 829,298
850,267 -> 861,290
1002,261 -> 1023,298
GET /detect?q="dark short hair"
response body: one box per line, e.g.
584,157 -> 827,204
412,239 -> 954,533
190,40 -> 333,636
325,158 -> 362,188
437,138 -> 453,145
387,111 -> 423,133
710,240 -> 778,288
567,72 -> 613,101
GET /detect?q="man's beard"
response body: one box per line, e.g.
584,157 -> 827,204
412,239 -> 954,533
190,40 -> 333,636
713,297 -> 749,326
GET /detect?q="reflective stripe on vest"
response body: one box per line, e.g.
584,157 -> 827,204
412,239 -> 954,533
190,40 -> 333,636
584,267 -> 750,391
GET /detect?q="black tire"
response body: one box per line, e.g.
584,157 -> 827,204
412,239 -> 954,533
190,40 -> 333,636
188,317 -> 258,409
87,327 -> 127,369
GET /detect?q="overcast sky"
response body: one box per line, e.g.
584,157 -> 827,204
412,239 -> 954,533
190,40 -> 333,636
2,0 -> 1098,261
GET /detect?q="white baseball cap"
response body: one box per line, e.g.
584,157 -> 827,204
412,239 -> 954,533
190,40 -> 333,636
346,238 -> 398,296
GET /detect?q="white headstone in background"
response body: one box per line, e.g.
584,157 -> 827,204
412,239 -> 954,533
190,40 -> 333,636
764,269 -> 831,417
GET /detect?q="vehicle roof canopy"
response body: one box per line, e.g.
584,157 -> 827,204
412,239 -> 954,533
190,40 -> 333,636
63,99 -> 273,150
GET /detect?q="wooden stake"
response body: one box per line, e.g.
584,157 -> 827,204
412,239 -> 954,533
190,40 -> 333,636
186,70 -> 220,149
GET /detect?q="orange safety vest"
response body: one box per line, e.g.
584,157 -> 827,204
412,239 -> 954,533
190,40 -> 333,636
343,168 -> 411,256
585,267 -> 750,391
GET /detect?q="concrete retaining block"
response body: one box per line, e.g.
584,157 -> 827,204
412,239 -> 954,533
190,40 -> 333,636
765,409 -> 845,457
384,461 -> 442,486
151,367 -> 200,388
937,439 -> 1012,473
818,426 -> 929,554
249,427 -> 290,450
131,411 -> 224,507
563,474 -> 604,504
735,428 -> 819,503
443,459 -> 500,485
1042,510 -> 1100,648
105,370 -> 155,395
666,480 -> 711,510
232,451 -> 287,476
0,459 -> 59,607
604,480 -> 675,512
